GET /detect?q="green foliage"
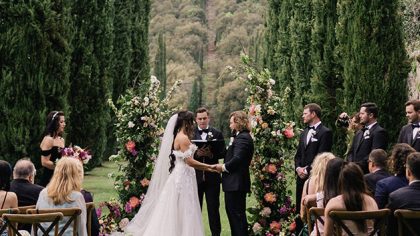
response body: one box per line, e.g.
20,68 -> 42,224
154,32 -> 167,99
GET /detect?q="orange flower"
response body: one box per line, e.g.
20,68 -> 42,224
270,221 -> 281,233
264,192 -> 277,203
125,140 -> 136,152
140,178 -> 150,187
261,122 -> 269,129
266,164 -> 277,174
129,196 -> 140,208
289,221 -> 296,232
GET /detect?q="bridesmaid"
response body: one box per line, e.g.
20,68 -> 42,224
39,111 -> 65,187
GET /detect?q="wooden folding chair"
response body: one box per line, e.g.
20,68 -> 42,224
394,209 -> 420,236
329,209 -> 390,236
3,212 -> 63,236
27,208 -> 82,236
0,208 -> 19,235
308,207 -> 325,235
17,205 -> 36,214
85,202 -> 95,236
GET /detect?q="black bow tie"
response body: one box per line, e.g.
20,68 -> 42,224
362,127 -> 369,132
412,123 -> 420,128
308,126 -> 315,130
198,129 -> 209,135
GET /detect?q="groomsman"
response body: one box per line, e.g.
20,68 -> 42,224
193,107 -> 225,236
398,100 -> 420,151
295,103 -> 332,231
348,102 -> 388,174
216,111 -> 254,236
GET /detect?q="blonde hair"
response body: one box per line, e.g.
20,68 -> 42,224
230,111 -> 250,132
310,152 -> 335,192
47,158 -> 83,205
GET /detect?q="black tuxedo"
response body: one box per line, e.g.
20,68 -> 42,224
348,123 -> 388,174
222,130 -> 254,236
398,124 -> 420,151
364,169 -> 390,195
193,126 -> 225,236
387,181 -> 420,235
294,123 -> 332,221
10,179 -> 44,206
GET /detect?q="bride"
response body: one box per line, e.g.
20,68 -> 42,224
122,111 -> 217,236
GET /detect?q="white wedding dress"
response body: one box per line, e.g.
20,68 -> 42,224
120,114 -> 205,236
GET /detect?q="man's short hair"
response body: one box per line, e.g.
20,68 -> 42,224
361,102 -> 378,118
13,159 -> 35,179
407,152 -> 420,179
304,103 -> 322,118
369,149 -> 388,169
195,107 -> 209,116
405,100 -> 420,112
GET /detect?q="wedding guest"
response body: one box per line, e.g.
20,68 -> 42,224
348,102 -> 388,174
295,103 -> 332,232
0,160 -> 18,209
193,107 -> 225,236
216,111 -> 254,236
39,111 -> 65,187
336,112 -> 363,159
398,100 -> 420,151
387,152 -> 420,235
363,149 -> 390,195
375,143 -> 415,208
324,162 -> 378,235
36,158 -> 87,236
81,189 -> 100,236
10,159 -> 44,206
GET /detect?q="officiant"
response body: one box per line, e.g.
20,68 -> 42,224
193,107 -> 226,236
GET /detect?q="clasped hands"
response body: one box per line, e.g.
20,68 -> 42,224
296,167 -> 308,179
206,164 -> 223,173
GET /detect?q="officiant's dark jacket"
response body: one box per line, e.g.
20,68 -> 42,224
398,124 -> 420,151
193,127 -> 226,185
222,130 -> 254,192
348,123 -> 388,173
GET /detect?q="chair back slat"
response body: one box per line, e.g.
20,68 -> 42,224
85,202 -> 95,236
27,208 -> 82,236
0,209 -> 19,235
17,205 -> 36,214
329,209 -> 390,236
3,212 -> 63,236
309,207 -> 325,235
394,209 -> 420,236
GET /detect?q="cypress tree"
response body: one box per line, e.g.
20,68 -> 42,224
337,0 -> 409,143
154,32 -> 167,99
189,79 -> 200,112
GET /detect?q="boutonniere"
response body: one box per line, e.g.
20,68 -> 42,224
312,131 -> 317,137
228,137 -> 234,147
207,131 -> 214,140
363,130 -> 370,139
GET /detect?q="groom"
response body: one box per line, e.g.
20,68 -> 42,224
193,107 -> 226,236
216,111 -> 254,236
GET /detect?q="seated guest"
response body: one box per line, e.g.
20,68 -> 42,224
375,143 -> 415,208
81,189 -> 100,236
387,152 -> 420,235
36,158 -> 87,236
324,162 -> 378,235
0,160 -> 18,209
364,149 -> 390,194
10,159 -> 44,206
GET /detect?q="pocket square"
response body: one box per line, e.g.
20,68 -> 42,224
310,137 -> 318,142
364,136 -> 370,139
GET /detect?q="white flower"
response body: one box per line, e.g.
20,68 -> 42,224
260,207 -> 272,217
119,218 -> 130,230
271,131 -> 276,136
247,74 -> 253,80
143,97 -> 150,106
255,105 -> 262,114
150,75 -> 160,85
226,65 -> 233,70
252,223 -> 262,233
128,121 -> 135,128
251,120 -> 258,128
269,78 -> 276,85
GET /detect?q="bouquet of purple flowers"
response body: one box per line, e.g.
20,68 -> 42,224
60,145 -> 92,164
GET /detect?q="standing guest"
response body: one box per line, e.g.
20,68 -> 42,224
336,112 -> 363,159
10,158 -> 44,206
375,143 -> 415,208
193,107 -> 225,236
324,162 -> 378,235
36,158 -> 87,236
364,149 -> 390,194
398,100 -> 420,151
39,111 -> 65,186
387,152 -> 420,235
348,102 -> 388,174
295,103 -> 332,232
215,111 -> 254,236
0,160 -> 18,209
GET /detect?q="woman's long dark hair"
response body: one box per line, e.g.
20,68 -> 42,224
169,111 -> 195,173
44,111 -> 65,137
338,162 -> 369,232
0,160 -> 12,191
323,158 -> 343,207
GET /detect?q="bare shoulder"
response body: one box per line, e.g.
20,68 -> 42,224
325,195 -> 344,212
174,133 -> 192,151
364,194 -> 378,210
40,136 -> 54,149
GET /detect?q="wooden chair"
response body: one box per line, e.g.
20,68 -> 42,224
3,212 -> 63,236
394,209 -> 420,236
85,202 -> 95,236
27,208 -> 82,236
17,205 -> 36,214
308,207 -> 325,235
329,209 -> 390,236
0,208 -> 19,234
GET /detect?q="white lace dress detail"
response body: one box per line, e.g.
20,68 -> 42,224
123,144 -> 204,236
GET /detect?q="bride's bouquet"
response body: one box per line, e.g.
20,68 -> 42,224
60,145 -> 92,164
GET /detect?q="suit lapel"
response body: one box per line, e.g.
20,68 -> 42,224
355,131 -> 364,152
303,128 -> 309,149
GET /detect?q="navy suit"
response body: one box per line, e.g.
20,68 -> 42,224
348,123 -> 388,174
222,130 -> 254,236
387,181 -> 420,235
364,169 -> 390,195
375,175 -> 408,209
398,124 -> 420,151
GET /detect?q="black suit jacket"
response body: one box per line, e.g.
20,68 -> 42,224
398,124 -> 420,151
222,131 -> 254,192
348,123 -> 388,172
294,123 -> 333,174
10,179 -> 44,206
193,126 -> 226,185
364,169 -> 390,194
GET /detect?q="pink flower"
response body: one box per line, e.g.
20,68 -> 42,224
289,221 -> 297,232
266,164 -> 277,174
270,221 -> 281,233
252,223 -> 262,233
129,196 -> 140,208
249,104 -> 256,116
140,178 -> 150,187
260,207 -> 272,217
283,128 -> 294,139
124,202 -> 132,213
125,141 -> 136,152
264,192 -> 277,203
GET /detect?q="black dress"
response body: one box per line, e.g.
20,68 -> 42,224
39,146 -> 61,187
